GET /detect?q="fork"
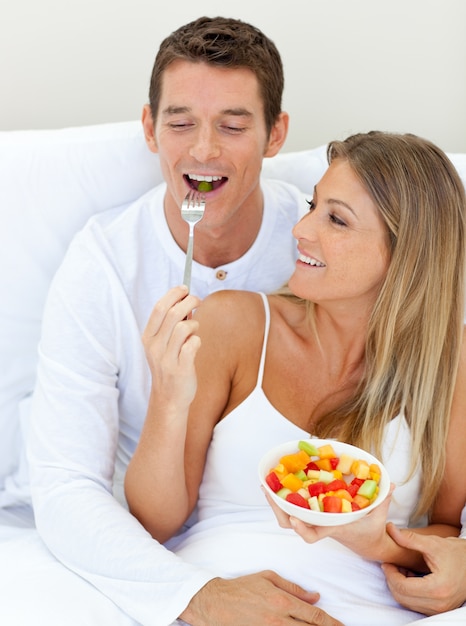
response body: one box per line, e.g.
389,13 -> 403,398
181,189 -> 206,290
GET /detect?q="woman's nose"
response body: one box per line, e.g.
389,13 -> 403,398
292,210 -> 315,241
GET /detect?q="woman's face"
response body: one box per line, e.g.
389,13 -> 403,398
289,159 -> 391,313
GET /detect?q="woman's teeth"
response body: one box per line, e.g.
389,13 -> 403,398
299,253 -> 325,267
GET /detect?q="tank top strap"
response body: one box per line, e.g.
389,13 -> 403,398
256,292 -> 271,389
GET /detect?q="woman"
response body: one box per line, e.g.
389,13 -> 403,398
125,132 -> 466,625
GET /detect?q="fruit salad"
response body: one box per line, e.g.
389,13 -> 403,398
265,440 -> 382,514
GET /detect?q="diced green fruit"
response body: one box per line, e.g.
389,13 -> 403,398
198,181 -> 213,192
298,440 -> 318,456
276,487 -> 292,500
318,470 -> 335,484
357,479 -> 377,499
308,495 -> 321,512
294,469 -> 307,481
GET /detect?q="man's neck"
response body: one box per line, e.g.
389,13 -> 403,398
164,196 -> 264,268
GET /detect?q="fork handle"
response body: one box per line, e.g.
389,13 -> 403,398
183,226 -> 195,289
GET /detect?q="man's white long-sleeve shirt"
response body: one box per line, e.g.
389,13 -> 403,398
28,180 -> 307,626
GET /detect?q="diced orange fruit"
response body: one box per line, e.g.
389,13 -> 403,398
280,450 -> 310,473
281,473 -> 304,492
352,494 -> 371,509
317,444 -> 337,459
315,458 -> 332,471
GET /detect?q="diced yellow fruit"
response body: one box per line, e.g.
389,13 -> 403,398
341,498 -> 353,513
282,473 -> 303,492
306,469 -> 320,481
317,444 -> 337,459
309,495 -> 321,511
331,470 -> 343,480
351,459 -> 370,479
280,450 -> 310,473
271,463 -> 288,480
369,470 -> 381,483
297,488 -> 309,499
336,453 -> 355,475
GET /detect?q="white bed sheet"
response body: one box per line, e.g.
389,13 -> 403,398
1,505 -> 465,626
0,507 -> 139,626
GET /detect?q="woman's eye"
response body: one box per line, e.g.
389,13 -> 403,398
307,199 -> 316,212
330,213 -> 347,227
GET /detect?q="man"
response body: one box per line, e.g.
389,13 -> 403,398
28,16 -> 341,626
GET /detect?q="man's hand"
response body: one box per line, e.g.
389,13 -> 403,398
382,523 -> 466,615
179,571 -> 344,625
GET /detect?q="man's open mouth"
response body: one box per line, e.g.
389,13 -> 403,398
184,174 -> 227,192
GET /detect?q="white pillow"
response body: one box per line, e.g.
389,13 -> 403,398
0,121 -> 161,489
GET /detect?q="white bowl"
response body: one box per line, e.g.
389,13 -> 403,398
259,438 -> 390,526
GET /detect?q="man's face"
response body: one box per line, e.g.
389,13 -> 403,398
144,59 -> 287,231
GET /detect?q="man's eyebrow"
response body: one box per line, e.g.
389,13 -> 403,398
221,108 -> 253,117
162,106 -> 191,115
161,106 -> 253,117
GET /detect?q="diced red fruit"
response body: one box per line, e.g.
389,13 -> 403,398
351,501 -> 361,512
308,481 -> 327,497
346,483 -> 360,498
322,495 -> 342,513
329,457 -> 340,470
286,492 -> 310,509
324,479 -> 347,493
265,471 -> 282,493
305,461 -> 320,472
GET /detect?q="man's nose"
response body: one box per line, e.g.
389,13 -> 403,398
189,127 -> 221,162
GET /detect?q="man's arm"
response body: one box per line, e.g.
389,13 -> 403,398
382,522 -> 466,615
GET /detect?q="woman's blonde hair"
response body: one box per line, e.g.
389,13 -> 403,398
303,131 -> 466,520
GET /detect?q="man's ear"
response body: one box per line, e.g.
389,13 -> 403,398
142,104 -> 158,154
264,111 -> 289,158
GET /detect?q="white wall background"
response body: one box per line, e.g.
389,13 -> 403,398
1,0 -> 465,153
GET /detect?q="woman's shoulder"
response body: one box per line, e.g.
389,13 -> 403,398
200,289 -> 266,314
195,291 -> 267,339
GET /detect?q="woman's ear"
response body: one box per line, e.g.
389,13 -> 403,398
142,104 -> 158,153
264,111 -> 289,158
